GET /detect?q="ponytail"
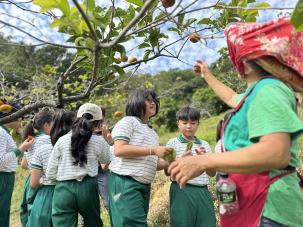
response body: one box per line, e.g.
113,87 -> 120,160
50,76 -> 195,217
23,121 -> 35,141
71,113 -> 100,167
23,108 -> 53,140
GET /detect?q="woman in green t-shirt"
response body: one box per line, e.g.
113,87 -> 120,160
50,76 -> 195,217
169,18 -> 303,227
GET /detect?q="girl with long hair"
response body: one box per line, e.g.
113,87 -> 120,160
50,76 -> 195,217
46,103 -> 111,227
27,109 -> 76,227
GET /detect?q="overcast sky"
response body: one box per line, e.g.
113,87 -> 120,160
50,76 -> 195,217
0,0 -> 298,74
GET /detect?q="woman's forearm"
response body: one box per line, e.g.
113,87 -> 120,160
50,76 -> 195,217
205,133 -> 291,173
204,73 -> 238,108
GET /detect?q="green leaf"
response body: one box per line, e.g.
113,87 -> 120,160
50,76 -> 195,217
291,0 -> 303,32
113,44 -> 126,58
138,43 -> 151,49
184,18 -> 197,28
253,2 -> 270,8
186,142 -> 193,151
168,27 -> 181,34
33,0 -> 70,16
111,65 -> 125,76
85,0 -> 95,11
198,18 -> 212,25
163,148 -> 176,161
178,14 -> 185,25
143,50 -> 151,61
84,38 -> 95,49
125,0 -> 144,7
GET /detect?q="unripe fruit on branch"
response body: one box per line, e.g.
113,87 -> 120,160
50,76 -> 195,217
189,33 -> 201,43
128,56 -> 138,64
114,57 -> 121,64
161,0 -> 175,8
121,55 -> 128,62
0,104 -> 12,113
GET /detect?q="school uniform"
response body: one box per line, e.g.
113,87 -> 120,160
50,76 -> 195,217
0,125 -> 22,227
20,133 -> 51,227
167,136 -> 216,227
46,132 -> 110,227
109,116 -> 159,227
26,140 -> 55,227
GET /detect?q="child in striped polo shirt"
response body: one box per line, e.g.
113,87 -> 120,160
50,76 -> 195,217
46,103 -> 111,227
20,108 -> 53,227
0,101 -> 34,227
108,88 -> 172,227
27,109 -> 76,227
167,107 -> 216,227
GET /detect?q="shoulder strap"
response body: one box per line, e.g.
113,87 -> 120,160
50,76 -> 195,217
219,78 -> 268,152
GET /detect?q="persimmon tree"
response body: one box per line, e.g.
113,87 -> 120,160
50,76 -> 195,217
1,0 -> 293,123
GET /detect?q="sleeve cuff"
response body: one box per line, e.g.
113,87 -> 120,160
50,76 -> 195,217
113,136 -> 130,141
14,148 -> 22,157
31,163 -> 43,170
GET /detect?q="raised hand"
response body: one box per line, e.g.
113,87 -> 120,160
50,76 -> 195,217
194,60 -> 211,79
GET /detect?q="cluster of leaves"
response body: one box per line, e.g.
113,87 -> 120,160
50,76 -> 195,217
0,0 -> 272,123
291,0 -> 303,32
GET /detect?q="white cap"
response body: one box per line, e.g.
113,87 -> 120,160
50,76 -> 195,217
77,103 -> 102,121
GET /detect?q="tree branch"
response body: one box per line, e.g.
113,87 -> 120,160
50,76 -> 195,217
0,101 -> 56,124
57,56 -> 88,107
72,0 -> 98,41
0,20 -> 90,50
98,0 -> 154,48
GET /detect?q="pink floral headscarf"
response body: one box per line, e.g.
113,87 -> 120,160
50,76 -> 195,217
224,17 -> 303,77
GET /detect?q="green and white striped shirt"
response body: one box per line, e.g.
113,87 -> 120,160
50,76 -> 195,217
109,116 -> 159,184
31,141 -> 55,185
46,132 -> 110,181
25,134 -> 50,170
166,135 -> 212,186
0,126 -> 18,172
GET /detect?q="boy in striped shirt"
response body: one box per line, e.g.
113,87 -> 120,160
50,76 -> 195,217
167,107 -> 216,227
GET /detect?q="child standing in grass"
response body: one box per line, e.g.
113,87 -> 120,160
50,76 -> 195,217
46,103 -> 111,227
166,106 -> 216,227
27,109 -> 76,227
108,89 -> 171,227
20,108 -> 53,227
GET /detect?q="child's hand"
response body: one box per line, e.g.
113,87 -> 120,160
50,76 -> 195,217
102,125 -> 114,145
153,146 -> 172,158
19,138 -> 35,152
195,146 -> 206,155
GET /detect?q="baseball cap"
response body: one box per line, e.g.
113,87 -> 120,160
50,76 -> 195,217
77,103 -> 103,121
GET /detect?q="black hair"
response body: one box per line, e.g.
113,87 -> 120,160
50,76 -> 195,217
23,108 -> 53,140
71,113 -> 101,167
125,89 -> 160,119
176,106 -> 200,121
50,110 -> 76,146
245,60 -> 270,77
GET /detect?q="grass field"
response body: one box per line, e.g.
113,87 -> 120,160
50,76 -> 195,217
9,114 -> 303,227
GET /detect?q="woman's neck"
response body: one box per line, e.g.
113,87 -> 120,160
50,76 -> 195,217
246,73 -> 262,87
